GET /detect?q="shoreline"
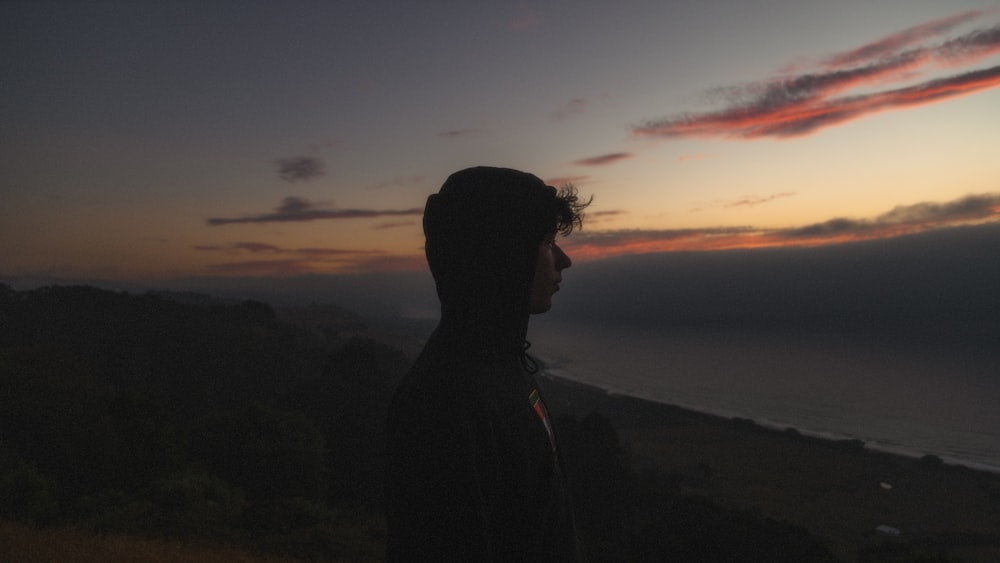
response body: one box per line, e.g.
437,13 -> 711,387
538,367 -> 1000,475
537,371 -> 1000,562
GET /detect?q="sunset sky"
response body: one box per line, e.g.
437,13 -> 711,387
3,1 -> 999,282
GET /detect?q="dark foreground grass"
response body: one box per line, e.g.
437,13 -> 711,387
0,520 -> 327,563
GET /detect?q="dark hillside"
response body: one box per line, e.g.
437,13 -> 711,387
0,283 -> 845,561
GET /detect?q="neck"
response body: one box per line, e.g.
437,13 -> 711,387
437,305 -> 530,358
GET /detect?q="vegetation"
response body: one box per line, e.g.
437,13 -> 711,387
0,519 -> 308,563
12,282 -> 987,561
1,284 -> 392,560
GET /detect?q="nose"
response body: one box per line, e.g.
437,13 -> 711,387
554,243 -> 572,270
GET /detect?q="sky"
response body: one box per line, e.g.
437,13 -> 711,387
2,0 -> 1000,283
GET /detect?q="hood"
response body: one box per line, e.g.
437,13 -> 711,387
423,167 -> 557,358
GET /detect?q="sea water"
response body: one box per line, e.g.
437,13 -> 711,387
530,318 -> 1000,473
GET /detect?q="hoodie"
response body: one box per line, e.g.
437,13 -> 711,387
385,167 -> 585,561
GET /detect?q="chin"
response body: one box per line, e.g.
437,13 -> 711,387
528,302 -> 553,315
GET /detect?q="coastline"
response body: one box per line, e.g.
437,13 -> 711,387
537,363 -> 1000,475
537,371 -> 1000,562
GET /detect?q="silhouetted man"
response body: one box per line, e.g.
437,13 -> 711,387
386,166 -> 589,561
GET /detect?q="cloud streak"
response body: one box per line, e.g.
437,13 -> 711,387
573,152 -> 633,166
634,11 -> 1000,139
724,192 -> 796,208
551,98 -> 588,121
563,193 -> 1000,261
275,157 -> 325,182
207,197 -> 423,226
438,128 -> 482,138
822,10 -> 988,69
194,241 -> 424,275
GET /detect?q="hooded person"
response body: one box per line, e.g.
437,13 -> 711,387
385,166 -> 589,561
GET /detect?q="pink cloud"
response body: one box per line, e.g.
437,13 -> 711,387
635,11 -> 1000,140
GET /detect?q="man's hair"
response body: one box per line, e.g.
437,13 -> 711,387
551,183 -> 589,238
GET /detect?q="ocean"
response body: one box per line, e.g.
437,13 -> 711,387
530,317 -> 1000,473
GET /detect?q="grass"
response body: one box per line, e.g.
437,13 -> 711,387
0,520 -> 344,563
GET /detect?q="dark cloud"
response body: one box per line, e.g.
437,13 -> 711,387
275,157 -> 325,182
438,128 -> 481,138
938,24 -> 1000,62
786,218 -> 864,238
233,242 -> 282,253
372,221 -> 417,230
573,153 -> 633,166
877,193 -> 1000,223
195,241 -> 382,258
551,98 -> 588,121
784,193 -> 1000,238
634,11 -> 1000,140
207,197 -> 423,226
206,259 -> 317,276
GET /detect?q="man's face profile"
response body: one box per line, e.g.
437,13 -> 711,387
528,234 -> 572,314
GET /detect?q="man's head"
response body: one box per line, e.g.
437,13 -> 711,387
423,166 -> 587,320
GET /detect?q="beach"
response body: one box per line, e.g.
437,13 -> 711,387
538,373 -> 1000,562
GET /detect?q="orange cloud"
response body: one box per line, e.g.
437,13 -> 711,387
634,11 -> 1000,139
563,193 -> 1000,262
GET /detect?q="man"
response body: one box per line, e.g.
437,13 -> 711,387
385,166 -> 589,561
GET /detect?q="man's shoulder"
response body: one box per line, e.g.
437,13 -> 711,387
392,348 -> 531,417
